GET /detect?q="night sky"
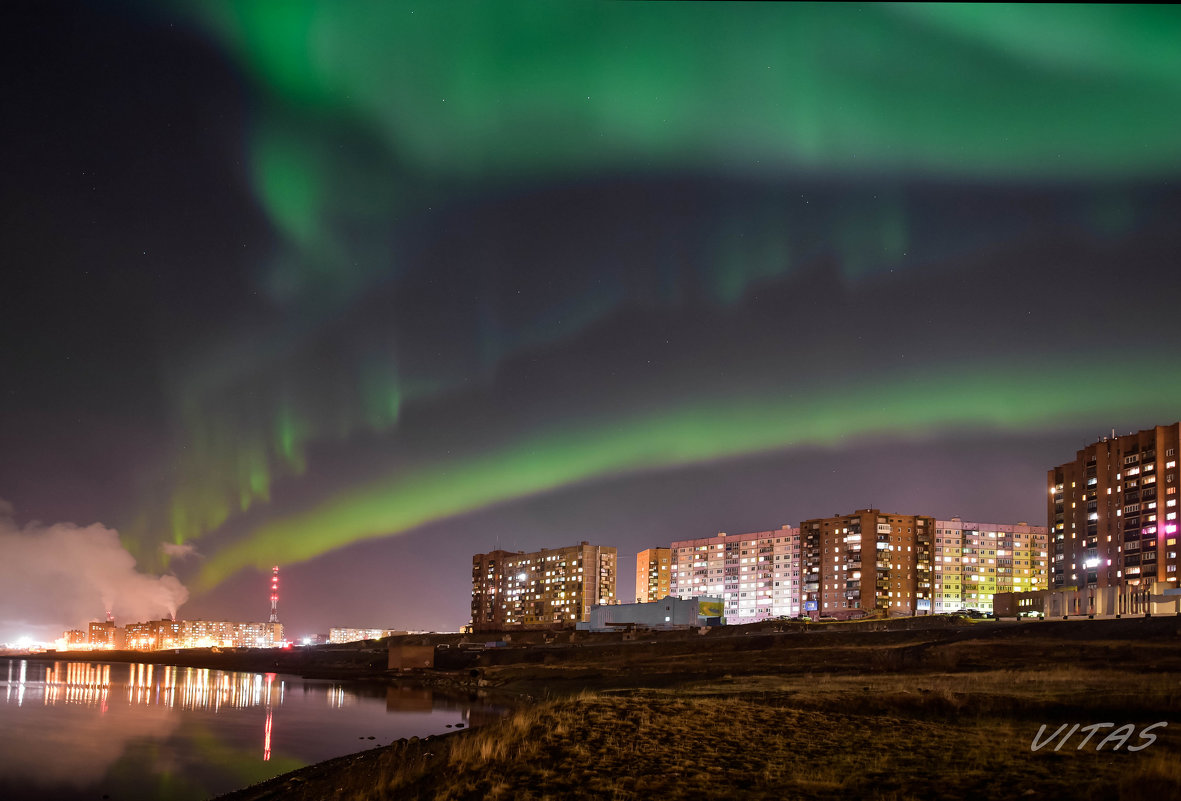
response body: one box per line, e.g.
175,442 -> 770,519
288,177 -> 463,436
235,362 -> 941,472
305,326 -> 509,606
4,2 -> 1181,641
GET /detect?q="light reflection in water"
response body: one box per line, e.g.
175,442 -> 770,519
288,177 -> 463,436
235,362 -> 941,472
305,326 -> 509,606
25,660 -> 408,761
0,657 -> 499,801
35,661 -> 304,760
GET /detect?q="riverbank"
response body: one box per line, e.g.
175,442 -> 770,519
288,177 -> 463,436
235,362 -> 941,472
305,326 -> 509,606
215,617 -> 1181,800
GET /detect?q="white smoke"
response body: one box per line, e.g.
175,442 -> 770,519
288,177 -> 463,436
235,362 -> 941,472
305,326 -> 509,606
0,502 -> 189,642
161,542 -> 201,561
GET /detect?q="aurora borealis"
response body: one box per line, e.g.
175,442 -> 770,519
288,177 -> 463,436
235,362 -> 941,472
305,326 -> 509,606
4,1 -> 1181,637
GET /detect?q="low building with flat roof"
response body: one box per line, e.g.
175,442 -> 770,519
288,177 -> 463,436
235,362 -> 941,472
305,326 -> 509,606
578,596 -> 723,632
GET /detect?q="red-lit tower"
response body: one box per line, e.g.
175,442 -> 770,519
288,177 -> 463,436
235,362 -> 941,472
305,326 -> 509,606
269,566 -> 280,624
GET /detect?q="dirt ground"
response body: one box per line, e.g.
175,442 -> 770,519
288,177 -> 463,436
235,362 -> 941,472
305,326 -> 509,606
217,617 -> 1181,801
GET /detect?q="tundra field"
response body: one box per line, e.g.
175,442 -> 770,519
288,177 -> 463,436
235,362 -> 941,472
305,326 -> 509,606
207,616 -> 1181,801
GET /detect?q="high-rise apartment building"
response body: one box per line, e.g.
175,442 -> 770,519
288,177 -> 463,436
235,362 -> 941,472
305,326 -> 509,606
1048,423 -> 1181,591
800,509 -> 933,619
471,542 -> 617,631
88,620 -> 118,649
932,519 -> 1049,613
669,527 -> 800,622
635,548 -> 671,603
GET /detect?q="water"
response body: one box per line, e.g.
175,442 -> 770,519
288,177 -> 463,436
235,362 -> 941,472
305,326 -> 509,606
0,657 -> 503,801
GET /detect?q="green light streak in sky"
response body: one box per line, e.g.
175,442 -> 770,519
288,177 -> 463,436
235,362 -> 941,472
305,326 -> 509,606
172,1 -> 1181,301
253,122 -> 326,255
195,354 -> 1181,590
142,2 -> 1181,570
187,2 -> 1181,187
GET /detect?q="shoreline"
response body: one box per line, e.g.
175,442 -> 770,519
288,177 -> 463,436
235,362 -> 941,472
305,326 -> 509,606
201,616 -> 1181,800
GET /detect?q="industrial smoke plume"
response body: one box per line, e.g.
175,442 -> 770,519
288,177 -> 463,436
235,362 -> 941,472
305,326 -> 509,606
0,500 -> 189,641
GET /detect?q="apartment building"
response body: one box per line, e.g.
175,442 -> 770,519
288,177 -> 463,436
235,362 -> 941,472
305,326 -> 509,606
470,542 -> 617,631
800,509 -> 933,619
88,620 -> 121,649
635,547 -> 672,603
1048,423 -> 1181,591
328,628 -> 403,644
932,519 -> 1049,613
669,526 -> 800,623
123,619 -> 282,650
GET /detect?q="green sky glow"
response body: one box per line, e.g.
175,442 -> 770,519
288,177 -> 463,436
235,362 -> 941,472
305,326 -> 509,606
195,354 -> 1181,589
192,2 -> 1181,183
176,1 -> 1181,305
136,2 -> 1181,587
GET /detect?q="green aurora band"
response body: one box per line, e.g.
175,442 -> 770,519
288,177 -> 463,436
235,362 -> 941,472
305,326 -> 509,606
134,2 -> 1181,584
195,355 -> 1181,589
188,2 -> 1181,188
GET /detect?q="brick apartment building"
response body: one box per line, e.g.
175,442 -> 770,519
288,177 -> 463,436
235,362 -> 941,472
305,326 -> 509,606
1048,423 -> 1181,591
634,547 -> 671,603
471,542 -> 617,631
801,509 -> 933,619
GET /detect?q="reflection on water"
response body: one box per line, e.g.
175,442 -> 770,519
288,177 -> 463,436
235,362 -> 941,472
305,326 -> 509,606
0,658 -> 504,801
35,662 -> 303,717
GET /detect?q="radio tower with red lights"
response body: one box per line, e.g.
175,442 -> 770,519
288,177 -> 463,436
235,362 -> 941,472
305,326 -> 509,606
269,566 -> 280,624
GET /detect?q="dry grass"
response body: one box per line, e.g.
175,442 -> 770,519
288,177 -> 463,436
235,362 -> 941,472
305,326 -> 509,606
219,624 -> 1181,801
318,667 -> 1181,801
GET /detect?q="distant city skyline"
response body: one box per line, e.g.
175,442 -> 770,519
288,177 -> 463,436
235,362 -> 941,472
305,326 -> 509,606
4,3 -> 1181,640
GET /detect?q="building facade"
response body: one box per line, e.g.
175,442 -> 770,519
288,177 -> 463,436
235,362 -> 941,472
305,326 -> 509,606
124,619 -> 282,650
578,596 -> 724,631
471,542 -> 617,631
88,620 -> 120,649
1048,423 -> 1181,592
669,526 -> 801,623
125,619 -> 184,650
800,509 -> 933,619
932,519 -> 1049,613
995,585 -> 1181,618
328,628 -> 402,644
62,629 -> 88,648
634,548 -> 671,603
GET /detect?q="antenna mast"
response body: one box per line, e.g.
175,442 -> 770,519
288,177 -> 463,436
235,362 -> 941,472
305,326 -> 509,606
269,566 -> 280,624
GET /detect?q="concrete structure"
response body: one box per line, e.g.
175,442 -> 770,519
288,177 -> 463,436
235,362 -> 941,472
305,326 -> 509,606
471,542 -> 617,631
635,547 -> 671,603
932,519 -> 1049,613
993,589 -> 1052,618
387,644 -> 435,671
578,596 -> 724,632
669,526 -> 800,623
800,510 -> 933,619
1049,423 -> 1181,592
995,586 -> 1181,619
